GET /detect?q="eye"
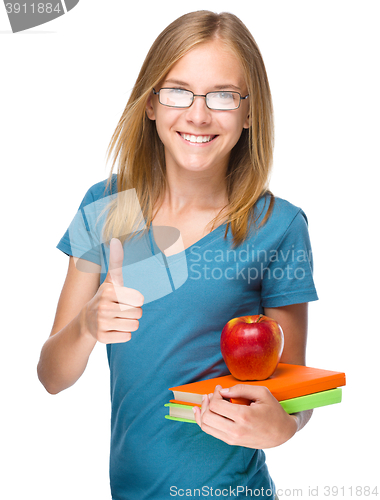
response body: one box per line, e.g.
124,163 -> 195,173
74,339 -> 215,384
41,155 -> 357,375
169,88 -> 188,95
217,92 -> 234,99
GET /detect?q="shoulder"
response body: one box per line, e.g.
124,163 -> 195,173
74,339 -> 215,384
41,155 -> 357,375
78,174 -> 117,209
244,193 -> 311,248
254,193 -> 308,230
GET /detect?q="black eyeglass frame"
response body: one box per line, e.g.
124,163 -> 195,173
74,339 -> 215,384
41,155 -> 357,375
152,88 -> 249,111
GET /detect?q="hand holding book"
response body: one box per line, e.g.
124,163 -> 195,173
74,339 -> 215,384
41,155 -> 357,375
193,384 -> 299,449
165,363 -> 345,426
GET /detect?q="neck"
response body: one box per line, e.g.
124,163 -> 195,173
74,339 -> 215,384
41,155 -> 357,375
161,164 -> 229,215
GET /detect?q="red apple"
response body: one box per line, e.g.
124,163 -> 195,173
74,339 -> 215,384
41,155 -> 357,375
220,314 -> 284,381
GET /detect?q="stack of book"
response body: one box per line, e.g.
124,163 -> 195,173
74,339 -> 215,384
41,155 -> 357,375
165,363 -> 346,423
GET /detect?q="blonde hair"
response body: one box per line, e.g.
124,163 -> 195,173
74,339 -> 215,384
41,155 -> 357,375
103,10 -> 274,248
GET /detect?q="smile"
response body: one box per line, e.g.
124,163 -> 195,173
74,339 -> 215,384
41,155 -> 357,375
179,133 -> 217,144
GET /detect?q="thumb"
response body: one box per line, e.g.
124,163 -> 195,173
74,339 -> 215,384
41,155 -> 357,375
105,238 -> 124,287
220,384 -> 271,406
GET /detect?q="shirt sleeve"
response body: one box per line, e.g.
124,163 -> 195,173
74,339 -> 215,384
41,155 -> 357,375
56,185 -> 108,267
260,209 -> 318,308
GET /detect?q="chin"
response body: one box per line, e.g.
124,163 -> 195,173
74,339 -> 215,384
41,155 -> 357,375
181,160 -> 222,174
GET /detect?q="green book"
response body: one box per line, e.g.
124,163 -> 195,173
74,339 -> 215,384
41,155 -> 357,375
164,387 -> 342,423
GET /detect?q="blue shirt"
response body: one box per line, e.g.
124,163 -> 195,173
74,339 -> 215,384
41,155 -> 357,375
57,177 -> 318,500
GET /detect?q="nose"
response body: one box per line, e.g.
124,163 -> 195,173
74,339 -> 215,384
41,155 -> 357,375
185,95 -> 212,126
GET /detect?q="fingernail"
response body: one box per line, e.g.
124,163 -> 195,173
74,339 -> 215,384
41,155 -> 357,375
193,407 -> 197,414
220,388 -> 229,394
202,395 -> 206,402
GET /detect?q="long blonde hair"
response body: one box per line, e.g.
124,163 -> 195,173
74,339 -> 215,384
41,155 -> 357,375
103,10 -> 274,248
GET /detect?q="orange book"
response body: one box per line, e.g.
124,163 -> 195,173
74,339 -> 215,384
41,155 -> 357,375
169,363 -> 346,405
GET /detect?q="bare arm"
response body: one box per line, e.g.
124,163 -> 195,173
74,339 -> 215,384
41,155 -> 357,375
37,239 -> 144,395
37,257 -> 100,394
264,302 -> 313,432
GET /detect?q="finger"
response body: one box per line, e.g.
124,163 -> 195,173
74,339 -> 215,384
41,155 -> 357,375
104,239 -> 144,308
108,286 -> 144,309
200,400 -> 237,438
107,303 -> 143,319
99,331 -> 132,345
207,385 -> 228,409
203,388 -> 237,426
196,391 -> 239,441
104,317 -> 140,333
207,387 -> 241,421
220,384 -> 271,403
105,238 -> 124,287
193,406 -> 201,426
198,418 -> 235,444
193,394 -> 208,427
200,394 -> 210,420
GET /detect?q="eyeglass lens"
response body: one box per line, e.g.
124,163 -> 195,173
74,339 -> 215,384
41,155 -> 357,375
158,88 -> 241,110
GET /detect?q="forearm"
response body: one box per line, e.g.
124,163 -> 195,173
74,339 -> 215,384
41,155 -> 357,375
37,309 -> 97,395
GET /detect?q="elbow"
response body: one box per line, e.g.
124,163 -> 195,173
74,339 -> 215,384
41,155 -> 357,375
37,364 -> 62,395
44,384 -> 61,396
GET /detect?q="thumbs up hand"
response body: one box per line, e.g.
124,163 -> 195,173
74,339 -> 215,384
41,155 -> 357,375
104,237 -> 125,288
82,238 -> 144,344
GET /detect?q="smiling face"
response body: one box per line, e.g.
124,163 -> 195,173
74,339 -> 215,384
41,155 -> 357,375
146,39 -> 250,179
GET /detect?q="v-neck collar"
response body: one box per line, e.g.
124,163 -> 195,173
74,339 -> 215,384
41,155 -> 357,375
147,221 -> 228,264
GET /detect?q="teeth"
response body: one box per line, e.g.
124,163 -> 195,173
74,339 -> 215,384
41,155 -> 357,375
181,133 -> 213,143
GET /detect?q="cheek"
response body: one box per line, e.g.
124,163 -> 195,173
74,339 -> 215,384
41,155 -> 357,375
154,109 -> 179,142
223,116 -> 247,144
153,113 -> 170,145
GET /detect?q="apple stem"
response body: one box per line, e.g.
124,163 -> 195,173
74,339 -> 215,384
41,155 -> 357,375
256,314 -> 264,323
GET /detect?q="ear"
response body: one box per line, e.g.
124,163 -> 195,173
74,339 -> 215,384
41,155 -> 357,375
146,94 -> 156,121
243,112 -> 250,129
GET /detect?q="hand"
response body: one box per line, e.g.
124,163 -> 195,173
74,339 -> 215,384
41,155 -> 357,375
81,238 -> 144,344
193,384 -> 299,449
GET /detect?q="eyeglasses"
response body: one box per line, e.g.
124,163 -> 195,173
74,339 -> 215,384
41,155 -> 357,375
152,88 -> 249,111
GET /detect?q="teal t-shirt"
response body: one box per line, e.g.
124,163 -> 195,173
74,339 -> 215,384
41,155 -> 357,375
57,176 -> 318,500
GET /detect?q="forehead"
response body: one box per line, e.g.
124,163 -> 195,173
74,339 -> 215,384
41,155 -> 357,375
163,40 -> 247,92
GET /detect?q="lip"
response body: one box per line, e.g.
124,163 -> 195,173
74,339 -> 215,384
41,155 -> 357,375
177,132 -> 218,146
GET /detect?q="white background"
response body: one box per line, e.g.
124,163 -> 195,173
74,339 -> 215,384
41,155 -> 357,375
1,1 -> 379,499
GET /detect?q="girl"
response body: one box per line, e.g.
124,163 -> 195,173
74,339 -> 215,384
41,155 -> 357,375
38,10 -> 318,500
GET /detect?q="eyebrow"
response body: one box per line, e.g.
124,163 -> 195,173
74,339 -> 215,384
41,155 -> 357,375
163,79 -> 242,92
